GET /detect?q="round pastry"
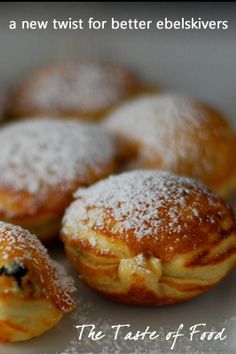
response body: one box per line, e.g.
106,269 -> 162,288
104,93 -> 236,197
0,221 -> 75,342
61,170 -> 236,306
8,61 -> 144,121
0,118 -> 117,241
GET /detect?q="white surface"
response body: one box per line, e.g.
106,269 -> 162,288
0,3 -> 235,354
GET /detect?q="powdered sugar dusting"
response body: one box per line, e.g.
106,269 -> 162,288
0,221 -> 49,266
0,118 -> 115,195
21,62 -> 138,113
50,260 -> 76,296
64,170 -> 221,242
104,94 -> 216,170
0,221 -> 75,311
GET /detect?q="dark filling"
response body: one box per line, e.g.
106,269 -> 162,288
0,263 -> 28,287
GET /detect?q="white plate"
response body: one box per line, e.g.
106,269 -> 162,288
0,3 -> 235,354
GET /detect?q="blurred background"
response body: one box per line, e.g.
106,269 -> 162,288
0,2 -> 236,125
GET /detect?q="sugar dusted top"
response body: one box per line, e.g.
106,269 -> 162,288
105,93 -> 206,140
17,62 -> 139,114
104,93 -> 230,169
104,93 -> 236,194
0,221 -> 75,311
0,118 -> 115,195
63,170 -> 234,260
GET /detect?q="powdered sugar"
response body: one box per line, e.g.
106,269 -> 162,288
53,267 -> 236,354
63,170 -> 221,242
21,62 -> 138,113
0,221 -> 75,311
0,118 -> 115,195
0,221 -> 48,260
50,260 -> 76,296
104,94 -> 216,170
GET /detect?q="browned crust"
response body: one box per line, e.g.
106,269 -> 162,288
0,320 -> 29,342
85,284 -> 211,306
185,244 -> 236,267
108,101 -> 236,195
0,161 -> 116,240
62,188 -> 235,262
65,248 -> 214,306
64,242 -> 236,306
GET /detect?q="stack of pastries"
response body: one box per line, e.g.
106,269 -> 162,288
0,60 -> 235,343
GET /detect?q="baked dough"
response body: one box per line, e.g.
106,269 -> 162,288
0,221 -> 75,342
0,118 -> 117,241
61,170 -> 236,306
104,93 -> 236,197
8,61 -> 144,121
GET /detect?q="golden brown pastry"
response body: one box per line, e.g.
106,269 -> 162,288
0,118 -> 117,241
61,170 -> 236,306
104,93 -> 236,197
0,221 -> 75,342
8,61 -> 145,121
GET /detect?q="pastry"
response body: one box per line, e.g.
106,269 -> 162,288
0,221 -> 75,342
61,170 -> 236,306
104,93 -> 236,197
0,118 -> 117,241
8,61 -> 144,121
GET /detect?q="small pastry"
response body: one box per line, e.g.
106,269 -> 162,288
8,61 -> 145,121
104,93 -> 236,197
61,170 -> 236,306
0,118 -> 117,241
0,221 -> 75,342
